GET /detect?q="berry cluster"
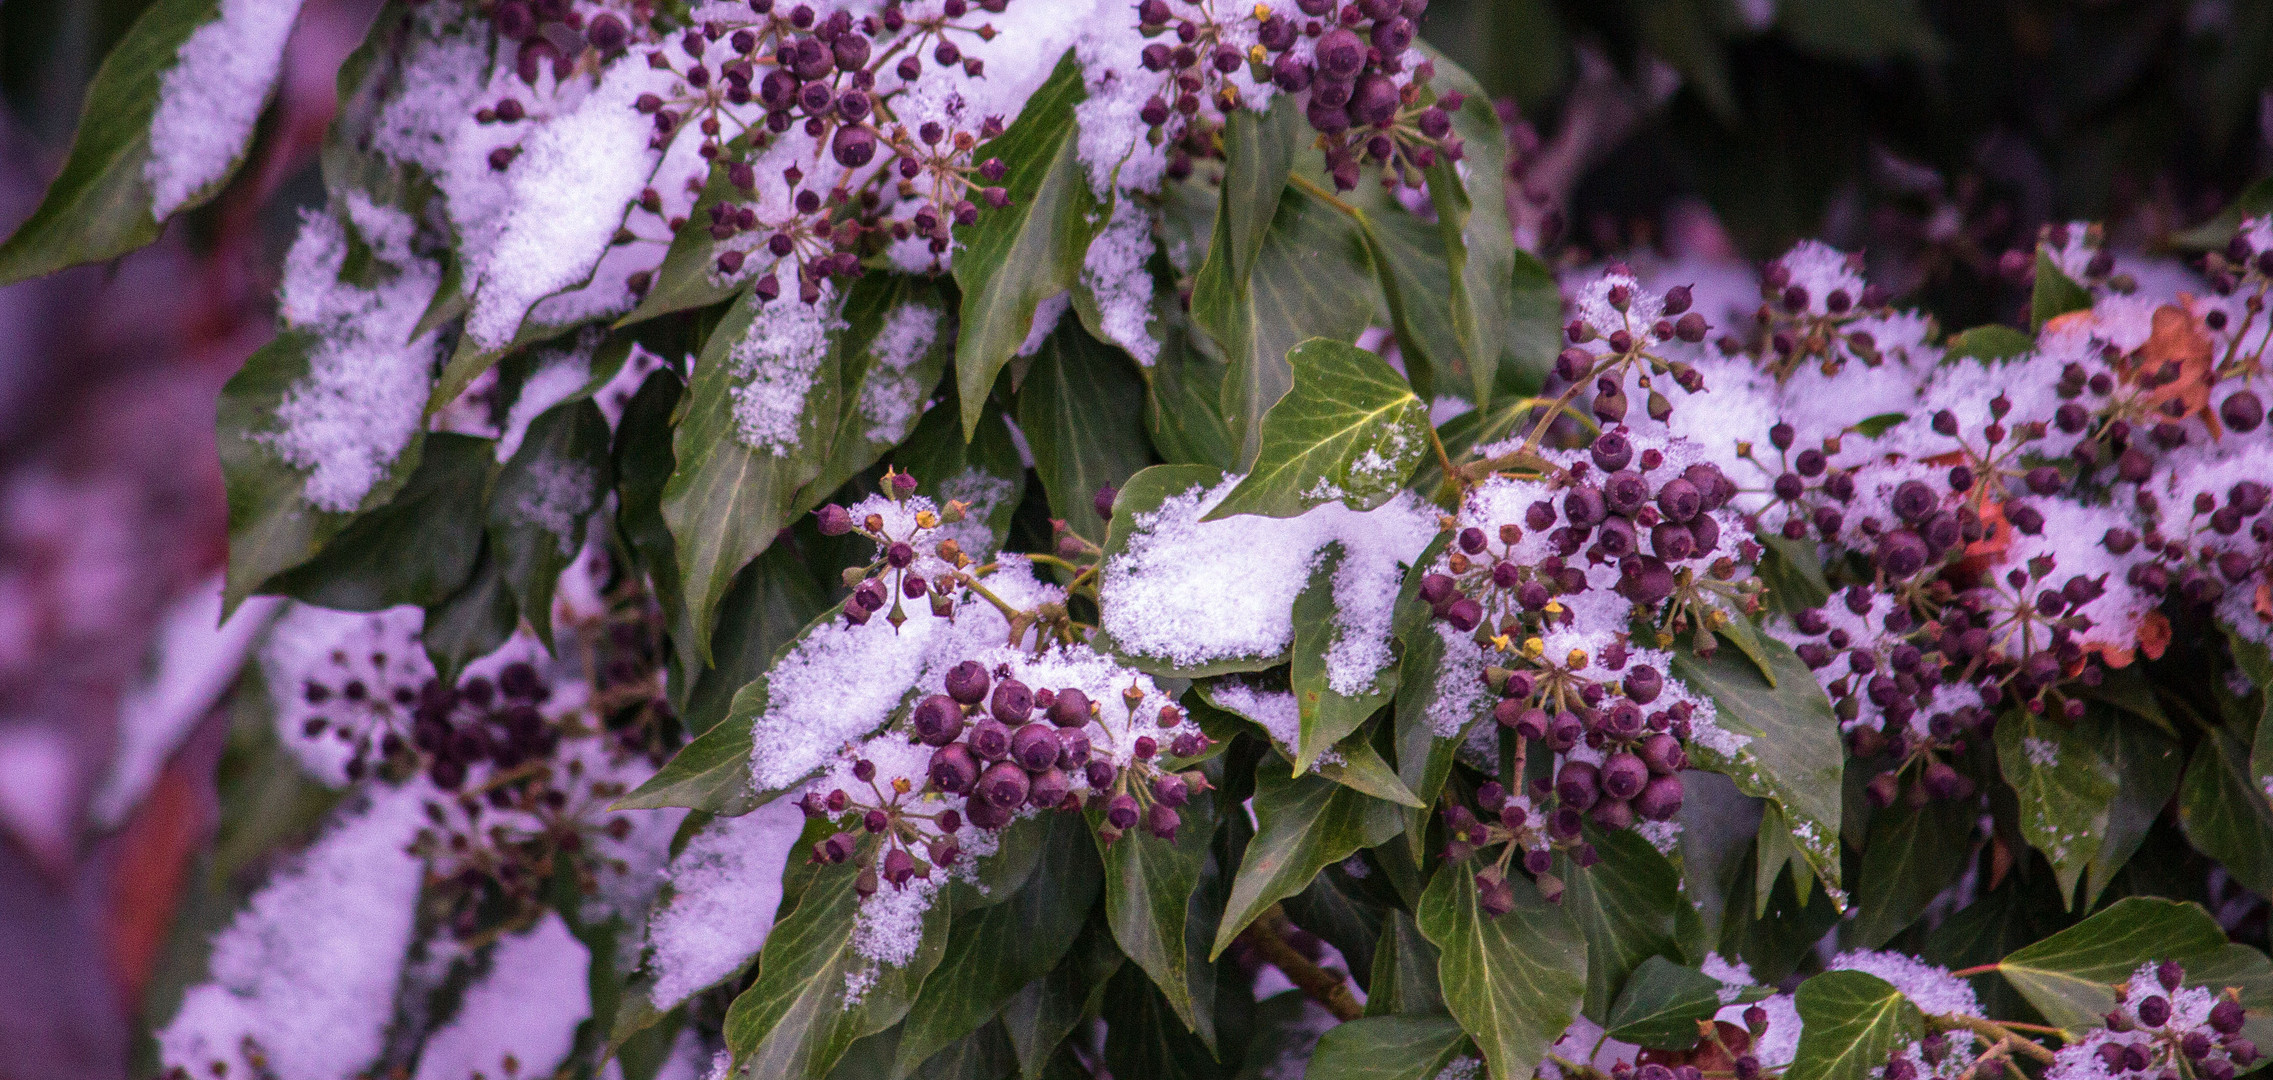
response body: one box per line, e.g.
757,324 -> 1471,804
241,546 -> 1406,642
1254,0 -> 1460,190
485,0 -> 634,87
2047,962 -> 2259,1080
817,470 -> 974,629
1712,248 -> 1901,381
626,0 -> 1020,299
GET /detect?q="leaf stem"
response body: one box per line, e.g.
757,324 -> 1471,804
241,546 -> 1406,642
1239,904 -> 1364,1022
1931,1013 -> 2059,1064
1286,171 -> 1365,218
1949,964 -> 2000,978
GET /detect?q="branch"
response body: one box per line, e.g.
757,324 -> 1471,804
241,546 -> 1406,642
1239,905 -> 1364,1022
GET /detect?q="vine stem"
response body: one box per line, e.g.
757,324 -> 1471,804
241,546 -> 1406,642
1239,904 -> 1364,1022
1286,171 -> 1365,218
1931,1013 -> 2059,1064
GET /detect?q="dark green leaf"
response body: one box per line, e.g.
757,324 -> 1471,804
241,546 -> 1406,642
1560,827 -> 1685,1020
1942,324 -> 2036,363
1001,915 -> 1123,1080
1017,319 -> 1154,546
682,543 -> 831,738
616,136 -> 752,326
1786,971 -> 1924,1080
1606,956 -> 1761,1050
1145,303 -> 1241,471
723,861 -> 950,1079
2177,726 -> 2273,898
1676,771 -> 1764,945
2030,250 -> 2094,330
267,433 -> 494,611
1674,634 -> 1845,899
1303,1014 -> 1469,1080
614,369 -> 699,684
613,698 -> 760,813
1291,545 -> 1398,770
2169,176 -> 2273,251
1847,796 -> 1974,949
801,275 -> 956,504
488,399 -> 613,648
661,286 -> 842,661
895,398 -> 1030,561
420,543 -> 517,682
1210,757 -> 1403,959
1994,708 -> 2118,904
1099,965 -> 1229,1080
1205,338 -> 1428,521
1994,898 -> 2232,1032
1391,532 -> 1473,862
1776,0 -> 1945,63
1416,861 -> 1586,1080
950,51 -> 1095,438
1282,864 -> 1388,990
1756,534 -> 1831,614
0,0 -> 288,283
1503,249 -> 1563,393
893,813 -> 1102,1077
1365,909 -> 1447,1018
1091,778 -> 1217,1034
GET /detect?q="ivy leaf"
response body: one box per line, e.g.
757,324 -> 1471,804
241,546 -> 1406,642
0,0 -> 297,283
1001,915 -> 1124,1080
1756,534 -> 1831,614
1416,861 -> 1587,1080
1145,298 -> 1241,472
616,135 -> 751,327
681,543 -> 832,740
660,286 -> 842,662
723,862 -> 951,1079
266,433 -> 494,611
1365,909 -> 1447,1018
1943,325 -> 2036,364
1559,828 -> 1685,1020
1673,634 -> 1845,903
1416,74 -> 1517,408
1606,956 -> 1767,1050
1098,965 -> 1229,1080
1390,532 -> 1473,861
1017,320 -> 1154,547
420,545 -> 517,683
802,276 -> 956,507
1311,735 -> 1425,808
892,813 -> 1102,1077
1993,708 -> 2118,905
1291,544 -> 1398,770
487,399 -> 613,649
1846,796 -> 1974,949
2030,250 -> 2094,330
2177,725 -> 2273,898
2082,710 -> 2183,910
1096,463 -> 1285,677
1504,249 -> 1563,392
1090,778 -> 1218,1035
613,369 -> 701,681
611,694 -> 763,813
1993,898 -> 2232,1031
1786,972 -> 1925,1080
1303,1014 -> 1470,1080
218,330 -> 424,611
1204,338 -> 1428,522
1209,758 -> 1403,960
949,50 -> 1095,439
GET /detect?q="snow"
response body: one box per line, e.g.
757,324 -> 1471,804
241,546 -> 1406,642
729,288 -> 847,454
261,603 -> 432,785
1019,291 -> 1073,357
509,458 -> 601,553
412,912 -> 592,1080
1828,950 -> 1982,1017
157,784 -> 428,1080
1082,197 -> 1160,365
1099,474 -> 1435,691
466,60 -> 669,349
497,338 -> 597,461
146,0 -> 308,218
265,202 -> 443,512
859,303 -> 944,444
92,578 -> 282,825
646,797 -> 808,1009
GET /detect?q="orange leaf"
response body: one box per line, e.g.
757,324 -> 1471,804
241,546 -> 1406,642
2136,304 -> 2221,437
2136,610 -> 2172,661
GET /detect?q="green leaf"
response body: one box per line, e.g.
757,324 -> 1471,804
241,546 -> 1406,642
1606,956 -> 1762,1050
950,51 -> 1095,439
1942,324 -> 2036,363
1994,708 -> 2118,905
1145,301 -> 1241,471
1291,545 -> 1399,770
1673,634 -> 1845,902
1756,534 -> 1831,614
421,544 -> 517,683
2030,250 -> 2094,330
0,0 -> 290,283
723,862 -> 951,1079
616,136 -> 752,326
612,697 -> 761,813
1634,0 -> 1739,120
2177,726 -> 2273,897
1091,779 -> 1218,1034
1846,796 -> 1974,949
1099,965 -> 1229,1080
1559,828 -> 1685,1020
1786,971 -> 1925,1080
1001,915 -> 1123,1080
1303,1014 -> 1470,1080
1677,771 -> 1765,944
1365,909 -> 1447,1018
1775,0 -> 1945,63
1416,861 -> 1586,1080
1994,897 -> 2232,1032
1390,532 -> 1473,861
2170,175 -> 2273,251
661,286 -> 842,662
1204,338 -> 1428,521
1017,319 -> 1154,547
1311,735 -> 1425,808
266,433 -> 494,611
487,399 -> 613,648
613,368 -> 700,681
682,543 -> 832,739
893,813 -> 1102,1077
1282,863 -> 1389,987
1210,758 -> 1403,959
802,275 -> 957,505
1503,249 -> 1563,393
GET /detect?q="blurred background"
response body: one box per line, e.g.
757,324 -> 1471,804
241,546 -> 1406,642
0,0 -> 2268,1075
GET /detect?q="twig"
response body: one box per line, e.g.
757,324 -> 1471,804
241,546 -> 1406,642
1240,905 -> 1364,1022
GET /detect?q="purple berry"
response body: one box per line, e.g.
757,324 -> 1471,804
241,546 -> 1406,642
978,761 -> 1031,808
1601,752 -> 1649,801
968,718 -> 1011,761
1635,774 -> 1684,821
1107,793 -> 1140,830
945,660 -> 991,705
928,743 -> 979,793
913,694 -> 966,745
991,678 -> 1034,723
